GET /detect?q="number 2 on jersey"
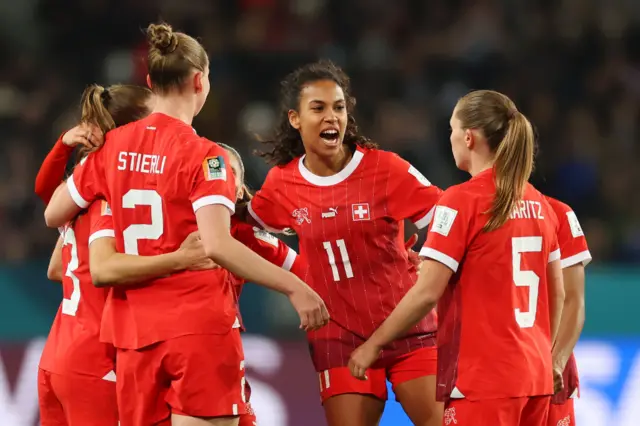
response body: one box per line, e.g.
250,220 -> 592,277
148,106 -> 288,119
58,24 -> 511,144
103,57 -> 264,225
122,189 -> 164,255
61,228 -> 80,316
323,239 -> 354,281
512,236 -> 542,328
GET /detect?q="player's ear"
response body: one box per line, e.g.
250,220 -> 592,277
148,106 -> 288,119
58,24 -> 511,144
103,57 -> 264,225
193,71 -> 203,94
288,109 -> 301,130
465,129 -> 475,149
146,75 -> 153,89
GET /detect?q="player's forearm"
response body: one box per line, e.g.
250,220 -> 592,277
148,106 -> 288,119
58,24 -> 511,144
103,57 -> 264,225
368,260 -> 449,348
91,252 -> 185,287
552,296 -> 585,370
35,136 -> 74,204
44,183 -> 82,228
368,285 -> 437,349
547,260 -> 565,344
552,265 -> 586,369
205,234 -> 301,296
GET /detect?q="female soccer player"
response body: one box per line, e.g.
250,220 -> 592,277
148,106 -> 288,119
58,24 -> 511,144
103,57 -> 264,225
245,60 -> 443,426
545,196 -> 591,426
43,22 -> 328,426
349,90 -> 566,426
220,142 -> 304,426
37,84 -> 215,426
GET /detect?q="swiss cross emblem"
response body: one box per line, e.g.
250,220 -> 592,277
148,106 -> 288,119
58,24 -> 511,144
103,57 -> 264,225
292,207 -> 311,225
352,203 -> 370,221
444,407 -> 458,425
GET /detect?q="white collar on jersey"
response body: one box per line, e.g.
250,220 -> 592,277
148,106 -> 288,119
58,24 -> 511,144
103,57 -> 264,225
298,149 -> 365,187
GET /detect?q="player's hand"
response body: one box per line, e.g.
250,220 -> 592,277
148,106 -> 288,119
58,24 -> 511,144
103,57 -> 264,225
178,231 -> 219,271
552,363 -> 564,394
405,234 -> 423,274
62,123 -> 103,149
349,342 -> 381,380
288,284 -> 330,331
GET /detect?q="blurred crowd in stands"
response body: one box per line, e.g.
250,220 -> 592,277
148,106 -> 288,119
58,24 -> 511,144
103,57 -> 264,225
0,0 -> 638,263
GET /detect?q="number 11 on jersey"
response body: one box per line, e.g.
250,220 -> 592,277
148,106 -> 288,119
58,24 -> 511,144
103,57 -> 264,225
322,239 -> 354,281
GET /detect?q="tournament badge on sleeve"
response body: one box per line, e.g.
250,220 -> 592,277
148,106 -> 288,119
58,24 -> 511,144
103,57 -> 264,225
202,156 -> 227,181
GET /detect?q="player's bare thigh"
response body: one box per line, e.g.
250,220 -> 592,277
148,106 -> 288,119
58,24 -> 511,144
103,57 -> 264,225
323,394 -> 385,426
171,414 -> 239,426
393,375 -> 442,426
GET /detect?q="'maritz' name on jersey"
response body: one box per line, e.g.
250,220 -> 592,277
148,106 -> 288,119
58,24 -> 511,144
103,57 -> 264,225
510,200 -> 544,220
117,152 -> 167,175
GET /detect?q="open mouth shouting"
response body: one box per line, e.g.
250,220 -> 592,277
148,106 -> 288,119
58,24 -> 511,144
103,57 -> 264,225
320,128 -> 340,147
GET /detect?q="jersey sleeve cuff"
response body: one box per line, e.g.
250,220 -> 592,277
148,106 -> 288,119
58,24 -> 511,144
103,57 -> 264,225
67,175 -> 90,208
88,229 -> 115,245
247,201 -> 286,234
281,247 -> 297,271
549,248 -> 561,263
413,206 -> 435,230
419,247 -> 459,273
560,250 -> 592,269
192,195 -> 236,214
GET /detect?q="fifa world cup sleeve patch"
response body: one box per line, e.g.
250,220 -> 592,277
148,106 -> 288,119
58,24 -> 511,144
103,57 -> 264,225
202,156 -> 227,181
566,211 -> 584,238
431,205 -> 458,237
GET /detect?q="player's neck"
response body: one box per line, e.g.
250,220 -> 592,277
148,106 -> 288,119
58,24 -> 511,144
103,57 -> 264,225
304,145 -> 353,177
468,158 -> 495,177
152,95 -> 196,126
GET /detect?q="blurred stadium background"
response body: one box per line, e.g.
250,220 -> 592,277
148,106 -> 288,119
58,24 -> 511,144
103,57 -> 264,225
0,0 -> 638,425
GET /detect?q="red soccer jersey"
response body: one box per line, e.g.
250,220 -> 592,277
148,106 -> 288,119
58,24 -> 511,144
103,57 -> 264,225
67,113 -> 238,349
546,196 -> 592,404
39,200 -> 116,380
420,169 -> 559,401
229,217 -> 300,331
248,147 -> 442,366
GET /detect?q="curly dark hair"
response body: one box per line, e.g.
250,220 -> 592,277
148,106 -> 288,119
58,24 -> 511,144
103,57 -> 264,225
258,60 -> 377,166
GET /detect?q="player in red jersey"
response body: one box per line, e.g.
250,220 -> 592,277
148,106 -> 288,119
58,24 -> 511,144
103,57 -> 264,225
545,197 -> 591,426
245,60 -> 443,425
220,143 -> 304,426
350,90 -> 566,426
37,85 -> 216,426
43,22 -> 328,426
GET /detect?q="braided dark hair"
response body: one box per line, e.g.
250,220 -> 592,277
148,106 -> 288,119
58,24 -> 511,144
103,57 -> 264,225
258,60 -> 377,166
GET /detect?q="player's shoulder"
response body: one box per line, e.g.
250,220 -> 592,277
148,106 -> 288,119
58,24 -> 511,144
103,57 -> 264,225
543,194 -> 572,215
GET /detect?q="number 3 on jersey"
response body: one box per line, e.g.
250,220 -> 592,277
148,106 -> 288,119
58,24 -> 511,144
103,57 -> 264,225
61,228 -> 80,316
512,236 -> 542,328
122,189 -> 164,255
323,239 -> 354,281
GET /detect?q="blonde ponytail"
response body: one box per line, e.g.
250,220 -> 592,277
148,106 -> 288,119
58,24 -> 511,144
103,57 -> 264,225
80,84 -> 116,134
483,112 -> 535,231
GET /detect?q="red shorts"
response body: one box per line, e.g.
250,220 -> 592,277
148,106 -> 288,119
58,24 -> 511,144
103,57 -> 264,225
116,330 -> 246,426
239,379 -> 257,426
547,399 -> 575,426
38,368 -> 118,426
444,396 -> 550,426
317,346 -> 437,402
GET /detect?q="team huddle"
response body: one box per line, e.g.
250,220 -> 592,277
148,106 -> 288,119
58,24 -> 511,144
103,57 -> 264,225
35,21 -> 590,426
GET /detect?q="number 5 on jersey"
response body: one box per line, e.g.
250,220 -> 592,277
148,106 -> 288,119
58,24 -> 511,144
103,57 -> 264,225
323,239 -> 354,281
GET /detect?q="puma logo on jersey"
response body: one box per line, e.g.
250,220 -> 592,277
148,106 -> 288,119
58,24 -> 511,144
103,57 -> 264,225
292,208 -> 311,225
322,207 -> 338,218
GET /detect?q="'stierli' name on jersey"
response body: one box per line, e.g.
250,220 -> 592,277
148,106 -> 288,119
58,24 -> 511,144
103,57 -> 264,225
117,151 -> 167,175
510,199 -> 544,220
